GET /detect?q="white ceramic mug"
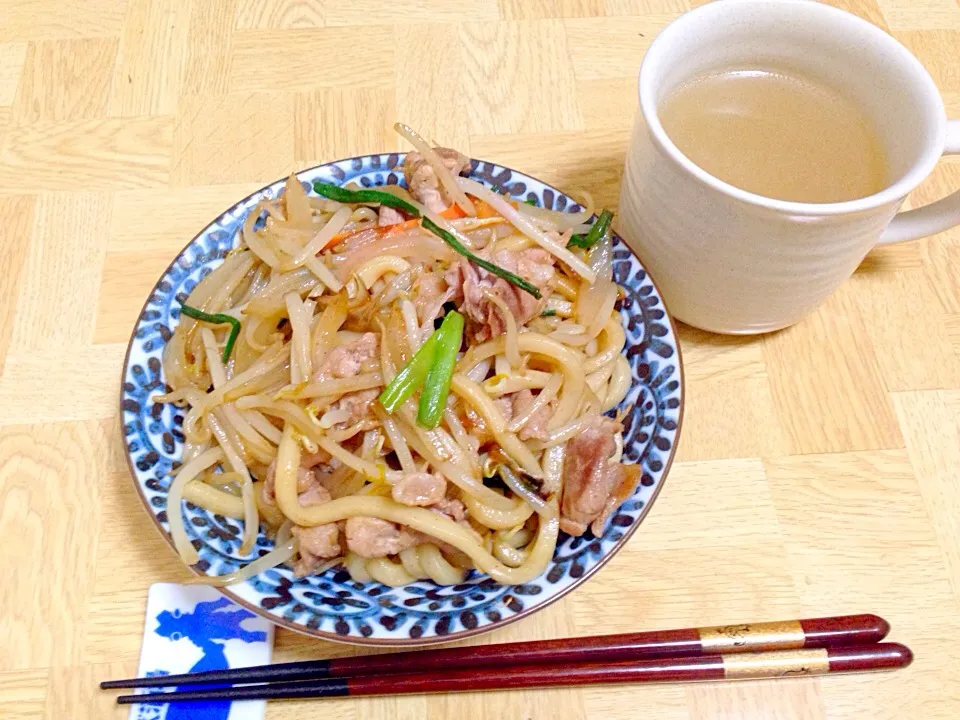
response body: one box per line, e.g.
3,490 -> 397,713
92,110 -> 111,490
618,0 -> 960,334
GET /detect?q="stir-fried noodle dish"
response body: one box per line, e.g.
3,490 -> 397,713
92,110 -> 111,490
159,124 -> 639,588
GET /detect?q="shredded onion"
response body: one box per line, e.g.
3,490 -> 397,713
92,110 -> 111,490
379,411 -> 416,473
499,465 -> 556,519
335,232 -> 455,279
465,357 -> 492,384
604,355 -> 632,412
242,203 -> 282,267
189,536 -> 297,586
455,177 -> 596,282
481,289 -> 520,368
514,190 -> 594,232
401,299 -> 423,352
309,294 -> 347,370
294,206 -> 351,265
508,373 -> 562,434
167,448 -> 225,565
283,174 -> 312,229
540,443 -> 565,496
284,292 -> 312,384
576,233 -> 615,336
319,408 -> 351,428
303,255 -> 342,293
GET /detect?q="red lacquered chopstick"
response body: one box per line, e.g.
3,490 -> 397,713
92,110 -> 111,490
102,614 -> 887,690
115,643 -> 912,704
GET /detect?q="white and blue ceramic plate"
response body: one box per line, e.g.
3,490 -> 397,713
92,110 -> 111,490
121,154 -> 684,646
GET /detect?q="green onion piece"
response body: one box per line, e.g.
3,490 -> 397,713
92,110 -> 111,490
422,218 -> 541,300
378,333 -> 438,413
312,182 -> 541,300
540,309 -> 557,317
567,209 -> 614,250
417,311 -> 464,429
524,198 -> 538,206
312,182 -> 420,215
179,304 -> 241,363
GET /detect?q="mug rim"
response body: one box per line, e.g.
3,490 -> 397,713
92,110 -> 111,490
638,0 -> 947,217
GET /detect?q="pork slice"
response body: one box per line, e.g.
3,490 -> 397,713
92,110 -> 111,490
391,472 -> 447,507
313,332 -> 379,382
451,249 -> 555,342
345,516 -> 421,558
378,205 -> 405,227
298,483 -> 332,508
414,272 -> 447,318
300,449 -> 332,469
403,147 -> 470,214
494,396 -> 514,423
261,461 -> 316,506
588,463 -> 642,538
512,389 -> 551,442
292,523 -> 341,577
331,387 -> 379,426
559,416 -> 625,537
431,497 -> 466,523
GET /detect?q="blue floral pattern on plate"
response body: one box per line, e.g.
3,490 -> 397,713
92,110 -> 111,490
120,154 -> 684,646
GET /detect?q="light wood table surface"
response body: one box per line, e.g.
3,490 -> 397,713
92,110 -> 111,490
2,0 -> 959,717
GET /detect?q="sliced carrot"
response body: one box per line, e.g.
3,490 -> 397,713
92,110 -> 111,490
318,202 -> 470,251
439,204 -> 467,220
381,206 -> 464,237
472,198 -> 501,219
385,218 -> 422,237
321,227 -> 366,251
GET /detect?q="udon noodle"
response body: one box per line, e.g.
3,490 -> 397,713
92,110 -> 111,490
158,125 -> 640,587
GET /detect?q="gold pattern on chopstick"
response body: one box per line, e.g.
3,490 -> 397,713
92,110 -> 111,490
699,620 -> 805,652
722,648 -> 830,679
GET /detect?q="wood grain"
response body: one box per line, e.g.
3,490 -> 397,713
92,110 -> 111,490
0,116 -> 173,190
294,88 -> 397,165
182,0 -> 235,96
106,182 -> 264,253
762,284 -> 904,455
0,195 -> 36,372
12,38 -> 119,124
0,0 -> 958,717
9,192 -> 110,352
0,345 -> 127,426
394,23 -> 474,153
173,92 -> 294,184
235,0 -> 327,30
110,0 -> 189,117
459,20 -> 582,134
0,421 -> 110,670
564,15 -> 673,80
0,1 -> 127,43
500,0 -> 606,20
0,669 -> 48,720
686,679 -> 826,720
0,44 -> 29,106
229,27 -> 396,93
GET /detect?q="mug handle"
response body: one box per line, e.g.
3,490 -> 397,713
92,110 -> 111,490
879,120 -> 960,245
879,119 -> 960,244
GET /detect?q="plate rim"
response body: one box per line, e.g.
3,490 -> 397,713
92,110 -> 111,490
119,152 -> 686,646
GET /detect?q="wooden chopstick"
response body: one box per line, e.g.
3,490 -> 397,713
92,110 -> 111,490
115,643 -> 912,704
102,614 -> 887,690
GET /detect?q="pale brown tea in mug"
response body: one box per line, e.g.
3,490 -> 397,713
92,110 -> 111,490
658,65 -> 889,203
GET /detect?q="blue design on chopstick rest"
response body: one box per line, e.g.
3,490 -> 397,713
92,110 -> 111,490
133,597 -> 267,720
120,154 -> 683,644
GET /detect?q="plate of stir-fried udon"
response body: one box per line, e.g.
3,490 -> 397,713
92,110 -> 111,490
121,124 -> 683,644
